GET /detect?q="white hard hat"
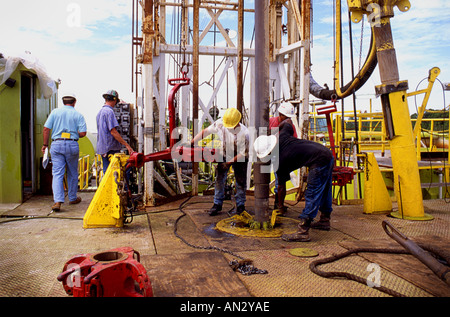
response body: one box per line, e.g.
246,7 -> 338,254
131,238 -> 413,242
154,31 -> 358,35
278,101 -> 295,118
254,135 -> 277,159
62,93 -> 77,100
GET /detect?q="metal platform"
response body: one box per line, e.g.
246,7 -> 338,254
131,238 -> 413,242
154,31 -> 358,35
0,192 -> 449,297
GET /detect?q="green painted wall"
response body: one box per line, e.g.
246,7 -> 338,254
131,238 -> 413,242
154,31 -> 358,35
0,64 -> 57,204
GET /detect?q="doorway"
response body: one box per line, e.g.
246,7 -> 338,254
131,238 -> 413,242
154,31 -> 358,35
21,73 -> 36,200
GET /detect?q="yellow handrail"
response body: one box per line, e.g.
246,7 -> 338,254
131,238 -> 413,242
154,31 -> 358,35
78,155 -> 90,190
308,111 -> 448,163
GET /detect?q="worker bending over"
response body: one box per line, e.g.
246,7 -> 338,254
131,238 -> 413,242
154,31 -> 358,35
255,119 -> 334,242
191,108 -> 250,216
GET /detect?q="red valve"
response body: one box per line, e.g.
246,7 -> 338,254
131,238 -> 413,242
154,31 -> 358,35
57,247 -> 152,297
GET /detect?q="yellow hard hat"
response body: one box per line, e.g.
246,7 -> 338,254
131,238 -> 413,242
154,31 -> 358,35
222,108 -> 242,128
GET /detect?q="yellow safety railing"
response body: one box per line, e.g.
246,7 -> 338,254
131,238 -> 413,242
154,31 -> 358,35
78,155 -> 90,190
309,111 -> 449,163
413,117 -> 449,161
308,110 -> 449,201
308,110 -> 390,161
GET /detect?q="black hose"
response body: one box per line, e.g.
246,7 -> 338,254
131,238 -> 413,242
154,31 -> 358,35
310,29 -> 378,101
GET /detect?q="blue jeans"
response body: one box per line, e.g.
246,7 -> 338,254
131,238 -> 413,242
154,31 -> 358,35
300,158 -> 334,221
50,140 -> 79,203
101,150 -> 132,191
214,162 -> 247,207
102,150 -> 120,174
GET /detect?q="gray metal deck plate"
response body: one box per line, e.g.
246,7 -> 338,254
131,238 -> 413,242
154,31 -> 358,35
0,193 -> 448,297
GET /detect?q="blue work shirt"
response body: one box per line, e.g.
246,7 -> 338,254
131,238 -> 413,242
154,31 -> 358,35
96,105 -> 122,155
44,105 -> 87,140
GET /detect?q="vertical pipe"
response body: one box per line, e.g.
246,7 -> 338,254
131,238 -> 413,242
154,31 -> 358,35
143,0 -> 154,205
192,0 -> 200,196
297,0 -> 311,201
299,0 -> 311,139
236,0 -> 244,115
348,10 -> 362,198
132,0 -> 135,93
143,64 -> 154,205
254,0 -> 270,224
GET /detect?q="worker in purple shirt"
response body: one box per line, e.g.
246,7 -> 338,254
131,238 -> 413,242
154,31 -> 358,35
96,90 -> 134,174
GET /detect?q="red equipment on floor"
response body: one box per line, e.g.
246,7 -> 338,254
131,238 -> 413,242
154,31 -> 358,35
57,247 -> 152,297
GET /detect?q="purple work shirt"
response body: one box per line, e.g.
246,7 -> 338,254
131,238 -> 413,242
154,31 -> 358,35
96,105 -> 122,155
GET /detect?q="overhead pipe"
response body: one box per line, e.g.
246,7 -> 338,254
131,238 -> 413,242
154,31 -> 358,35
309,28 -> 378,101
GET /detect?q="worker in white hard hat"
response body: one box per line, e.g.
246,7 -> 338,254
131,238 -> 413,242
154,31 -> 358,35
254,119 -> 334,242
269,101 -> 297,209
191,107 -> 250,216
269,101 -> 297,137
42,93 -> 87,211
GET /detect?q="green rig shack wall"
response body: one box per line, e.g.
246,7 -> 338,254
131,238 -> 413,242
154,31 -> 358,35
0,54 -> 58,205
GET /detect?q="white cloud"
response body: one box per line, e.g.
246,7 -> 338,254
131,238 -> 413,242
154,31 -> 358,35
2,0 -> 448,135
1,0 -> 134,133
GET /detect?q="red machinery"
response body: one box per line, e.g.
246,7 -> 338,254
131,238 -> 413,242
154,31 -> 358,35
127,74 -> 218,169
316,99 -> 338,160
127,75 -> 355,190
332,165 -> 355,187
57,247 -> 152,297
317,99 -> 355,187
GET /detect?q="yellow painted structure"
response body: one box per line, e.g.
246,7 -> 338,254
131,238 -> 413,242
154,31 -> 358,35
346,0 -> 435,221
83,153 -> 129,228
387,91 -> 433,221
363,152 -> 392,214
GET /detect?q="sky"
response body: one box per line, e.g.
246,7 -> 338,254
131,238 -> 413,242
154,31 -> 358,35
1,0 -> 449,133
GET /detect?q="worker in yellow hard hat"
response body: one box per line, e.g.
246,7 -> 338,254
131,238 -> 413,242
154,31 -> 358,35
191,107 -> 250,216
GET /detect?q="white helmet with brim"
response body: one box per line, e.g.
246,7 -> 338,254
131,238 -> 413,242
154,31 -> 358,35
254,135 -> 277,159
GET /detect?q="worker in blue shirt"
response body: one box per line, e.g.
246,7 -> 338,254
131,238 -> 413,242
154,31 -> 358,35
42,93 -> 87,211
96,90 -> 134,174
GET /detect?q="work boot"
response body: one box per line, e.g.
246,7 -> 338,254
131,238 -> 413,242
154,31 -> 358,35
52,202 -> 62,212
209,204 -> 222,216
69,196 -> 82,205
235,205 -> 245,215
277,206 -> 288,216
311,213 -> 331,231
281,219 -> 312,242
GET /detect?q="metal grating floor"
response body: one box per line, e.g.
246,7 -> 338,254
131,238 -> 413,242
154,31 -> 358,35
0,192 -> 448,297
